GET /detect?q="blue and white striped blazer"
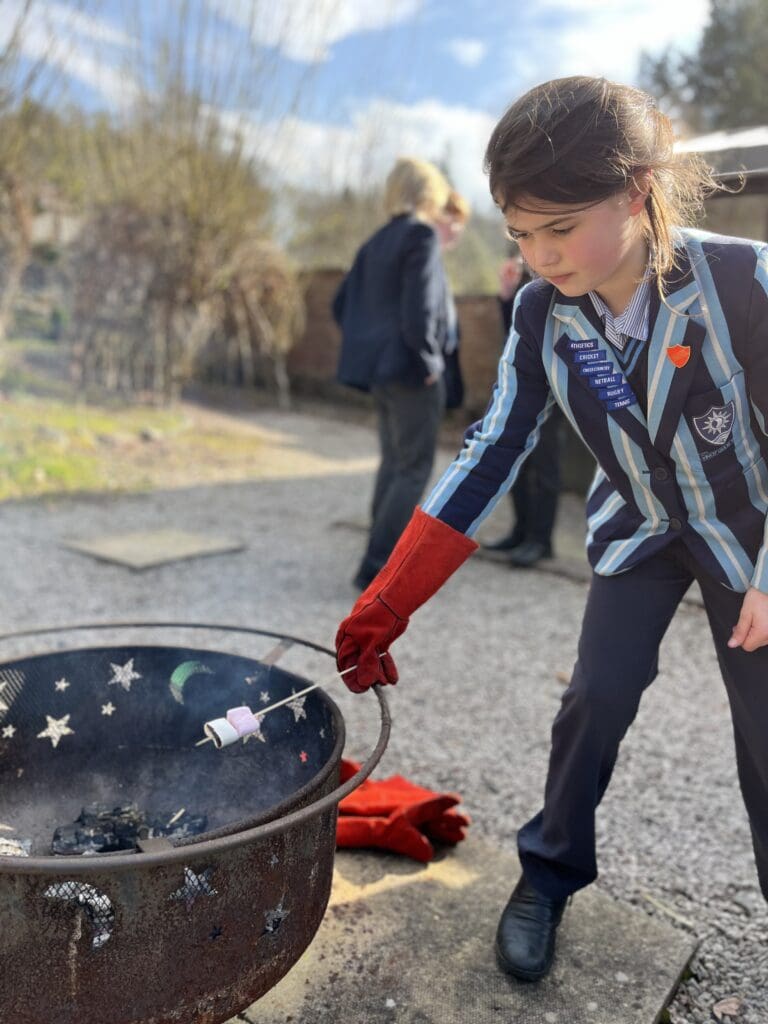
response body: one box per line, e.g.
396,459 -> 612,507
423,227 -> 768,593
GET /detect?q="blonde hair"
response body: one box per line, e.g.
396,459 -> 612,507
384,158 -> 452,221
443,189 -> 471,224
485,76 -> 726,288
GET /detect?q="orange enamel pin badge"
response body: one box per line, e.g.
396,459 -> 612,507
667,345 -> 691,368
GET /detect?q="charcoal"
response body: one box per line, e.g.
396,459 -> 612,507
52,804 -> 207,855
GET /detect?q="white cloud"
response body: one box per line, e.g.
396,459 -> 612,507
221,97 -> 498,210
444,38 -> 487,68
48,46 -> 138,108
212,0 -> 424,63
0,1 -> 134,52
42,4 -> 137,51
500,0 -> 709,96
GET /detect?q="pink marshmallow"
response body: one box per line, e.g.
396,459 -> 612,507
226,706 -> 262,738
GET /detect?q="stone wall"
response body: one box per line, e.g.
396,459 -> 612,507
289,269 -> 347,389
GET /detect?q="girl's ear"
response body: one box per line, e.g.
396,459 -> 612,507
628,170 -> 652,215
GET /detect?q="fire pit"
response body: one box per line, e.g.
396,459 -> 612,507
0,623 -> 390,1024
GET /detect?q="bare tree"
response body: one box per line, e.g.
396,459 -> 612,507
639,0 -> 768,133
0,0 -> 80,340
67,1 -> 360,402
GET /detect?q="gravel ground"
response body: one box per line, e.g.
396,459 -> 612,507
1,405 -> 766,1024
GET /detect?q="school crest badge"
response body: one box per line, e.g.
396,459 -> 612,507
693,401 -> 735,447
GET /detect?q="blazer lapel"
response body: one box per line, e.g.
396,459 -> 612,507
552,299 -> 651,449
644,250 -> 705,455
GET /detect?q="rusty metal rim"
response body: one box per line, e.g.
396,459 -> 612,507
0,621 -> 391,875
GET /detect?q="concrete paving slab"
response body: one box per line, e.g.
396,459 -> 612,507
240,838 -> 698,1024
63,528 -> 244,570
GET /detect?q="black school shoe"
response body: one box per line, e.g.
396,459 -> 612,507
507,540 -> 553,568
482,529 -> 525,552
495,876 -> 568,981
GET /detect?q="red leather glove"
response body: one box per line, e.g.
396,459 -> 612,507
335,507 -> 477,692
335,796 -> 463,863
422,809 -> 471,845
339,759 -> 461,817
336,813 -> 435,862
336,759 -> 471,857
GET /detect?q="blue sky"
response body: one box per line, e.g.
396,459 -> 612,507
12,0 -> 711,210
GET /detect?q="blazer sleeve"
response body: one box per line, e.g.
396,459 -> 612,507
745,241 -> 768,592
399,223 -> 445,379
498,295 -> 514,337
422,286 -> 554,536
332,272 -> 349,326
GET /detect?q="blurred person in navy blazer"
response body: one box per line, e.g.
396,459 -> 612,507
333,157 -> 456,590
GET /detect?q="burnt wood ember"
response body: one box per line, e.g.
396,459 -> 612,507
51,804 -> 208,855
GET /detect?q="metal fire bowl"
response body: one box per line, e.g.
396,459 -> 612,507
0,623 -> 390,1024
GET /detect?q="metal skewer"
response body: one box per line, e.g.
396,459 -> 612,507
250,680 -> 324,718
195,659 -> 379,748
193,681 -> 322,748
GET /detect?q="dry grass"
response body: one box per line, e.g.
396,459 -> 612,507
0,339 -> 375,501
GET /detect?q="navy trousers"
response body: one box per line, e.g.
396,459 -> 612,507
517,539 -> 768,904
509,407 -> 564,548
360,377 -> 446,578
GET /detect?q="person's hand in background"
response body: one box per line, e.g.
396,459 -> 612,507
499,257 -> 524,301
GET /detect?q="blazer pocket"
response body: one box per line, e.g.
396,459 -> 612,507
684,371 -> 759,481
685,370 -> 744,423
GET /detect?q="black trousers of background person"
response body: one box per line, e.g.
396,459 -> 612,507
509,407 -> 564,549
517,538 -> 768,905
357,377 -> 446,581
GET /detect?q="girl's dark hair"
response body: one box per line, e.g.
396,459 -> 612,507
485,76 -> 725,286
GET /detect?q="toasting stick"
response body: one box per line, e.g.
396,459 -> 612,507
198,662 -> 368,749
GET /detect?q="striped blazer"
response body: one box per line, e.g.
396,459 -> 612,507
423,228 -> 768,593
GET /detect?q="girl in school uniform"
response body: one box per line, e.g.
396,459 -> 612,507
335,76 -> 768,981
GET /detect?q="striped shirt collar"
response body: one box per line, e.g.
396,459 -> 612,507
588,276 -> 651,351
